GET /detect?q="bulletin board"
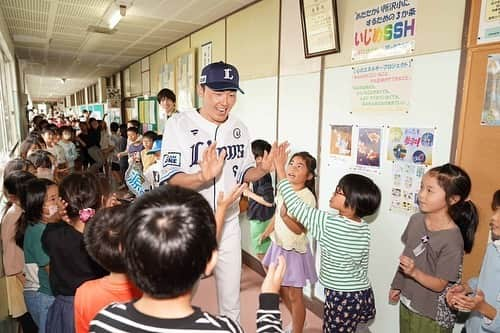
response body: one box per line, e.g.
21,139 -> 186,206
137,97 -> 159,132
316,51 -> 461,331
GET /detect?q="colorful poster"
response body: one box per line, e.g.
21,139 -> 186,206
330,125 -> 353,156
352,0 -> 417,61
386,127 -> 434,165
481,54 -> 500,125
391,161 -> 426,214
356,127 -> 382,169
478,0 -> 500,44
352,58 -> 412,112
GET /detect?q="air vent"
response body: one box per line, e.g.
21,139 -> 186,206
87,25 -> 117,34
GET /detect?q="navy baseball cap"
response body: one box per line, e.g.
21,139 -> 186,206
199,61 -> 244,94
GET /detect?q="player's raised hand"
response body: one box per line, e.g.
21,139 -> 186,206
273,141 -> 289,180
199,143 -> 226,182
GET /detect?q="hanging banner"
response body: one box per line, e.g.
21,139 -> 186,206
481,54 -> 500,125
478,0 -> 500,44
352,58 -> 413,112
352,0 -> 417,61
386,127 -> 434,165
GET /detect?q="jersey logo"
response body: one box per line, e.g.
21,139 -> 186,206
233,128 -> 241,139
190,129 -> 199,136
189,141 -> 245,167
163,152 -> 181,167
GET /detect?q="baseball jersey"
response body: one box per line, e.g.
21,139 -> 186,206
160,110 -> 255,222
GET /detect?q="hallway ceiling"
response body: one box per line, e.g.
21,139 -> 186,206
0,0 -> 255,100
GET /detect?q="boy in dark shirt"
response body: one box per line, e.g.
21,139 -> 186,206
90,185 -> 285,332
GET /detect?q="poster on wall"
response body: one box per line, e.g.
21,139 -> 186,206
356,127 -> 382,170
352,0 -> 417,61
159,63 -> 175,92
176,50 -> 196,111
477,0 -> 500,44
106,87 -> 121,109
390,161 -> 426,214
330,125 -> 353,157
352,58 -> 413,112
201,42 -> 212,68
386,127 -> 434,165
481,54 -> 500,125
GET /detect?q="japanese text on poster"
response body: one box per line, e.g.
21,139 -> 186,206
481,54 -> 500,125
352,0 -> 417,61
386,127 -> 434,165
391,162 -> 426,214
352,58 -> 412,112
478,0 -> 500,44
356,127 -> 382,170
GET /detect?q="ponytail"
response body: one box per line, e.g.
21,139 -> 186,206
429,163 -> 478,254
449,200 -> 478,253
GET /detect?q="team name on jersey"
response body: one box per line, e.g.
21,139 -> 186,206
189,140 -> 245,167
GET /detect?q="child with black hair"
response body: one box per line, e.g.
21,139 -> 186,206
90,185 -> 285,332
247,139 -> 275,260
19,177 -> 60,333
27,149 -> 55,180
74,205 -> 141,333
141,130 -> 158,171
446,189 -> 500,332
109,122 -> 123,186
2,171 -> 38,333
390,163 -> 479,332
42,173 -> 107,332
59,126 -> 78,172
273,142 -> 382,333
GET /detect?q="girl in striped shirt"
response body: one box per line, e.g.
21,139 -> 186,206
273,142 -> 382,332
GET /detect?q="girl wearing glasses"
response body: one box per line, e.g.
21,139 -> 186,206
273,142 -> 381,333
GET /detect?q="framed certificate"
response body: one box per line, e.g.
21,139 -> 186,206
299,0 -> 340,58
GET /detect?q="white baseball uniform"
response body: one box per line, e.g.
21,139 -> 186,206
160,109 -> 255,322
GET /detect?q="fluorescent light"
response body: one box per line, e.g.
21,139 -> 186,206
108,10 -> 122,29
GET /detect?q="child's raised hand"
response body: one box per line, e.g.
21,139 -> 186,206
217,183 -> 248,210
259,143 -> 276,173
199,143 -> 226,183
273,141 -> 289,180
57,197 -> 71,223
261,255 -> 286,294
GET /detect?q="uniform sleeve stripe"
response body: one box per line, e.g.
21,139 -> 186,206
159,170 -> 184,185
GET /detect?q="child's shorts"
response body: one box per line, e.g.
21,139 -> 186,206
323,287 -> 376,332
249,219 -> 271,255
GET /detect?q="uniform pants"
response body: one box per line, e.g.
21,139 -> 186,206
214,218 -> 241,322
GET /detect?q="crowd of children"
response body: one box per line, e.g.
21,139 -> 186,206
0,70 -> 498,333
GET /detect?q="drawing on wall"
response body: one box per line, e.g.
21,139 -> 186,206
481,54 -> 500,126
352,0 -> 417,61
356,127 -> 382,168
391,161 -> 426,214
176,50 -> 196,111
386,127 -> 434,165
201,42 -> 212,68
330,125 -> 353,156
352,58 -> 413,112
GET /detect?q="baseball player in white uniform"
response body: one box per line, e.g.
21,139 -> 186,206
160,61 -> 274,322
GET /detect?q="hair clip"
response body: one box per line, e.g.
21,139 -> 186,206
79,208 -> 95,223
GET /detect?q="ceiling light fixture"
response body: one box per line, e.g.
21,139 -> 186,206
107,4 -> 127,29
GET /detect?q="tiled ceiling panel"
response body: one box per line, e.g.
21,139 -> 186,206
0,0 -> 259,99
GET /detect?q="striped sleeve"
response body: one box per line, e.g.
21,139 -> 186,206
277,179 -> 326,241
256,294 -> 282,332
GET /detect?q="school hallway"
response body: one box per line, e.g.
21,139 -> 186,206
193,264 -> 323,332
